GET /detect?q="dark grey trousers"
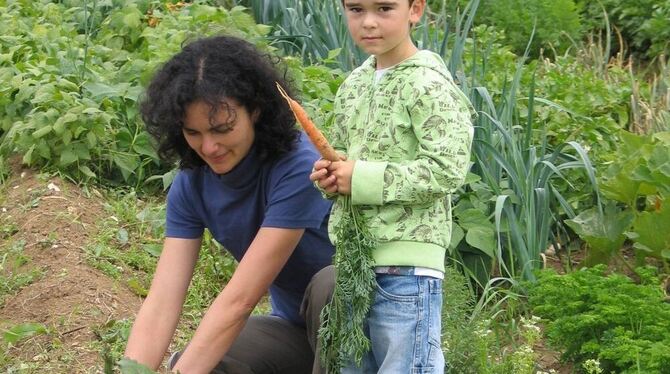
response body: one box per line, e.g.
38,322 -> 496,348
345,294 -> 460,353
169,265 -> 334,374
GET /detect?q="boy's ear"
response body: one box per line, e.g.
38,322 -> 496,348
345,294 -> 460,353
409,0 -> 426,24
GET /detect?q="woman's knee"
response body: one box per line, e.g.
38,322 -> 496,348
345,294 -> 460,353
309,265 -> 335,300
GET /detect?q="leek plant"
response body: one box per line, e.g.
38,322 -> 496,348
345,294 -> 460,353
237,0 -> 602,282
231,0 -> 365,70
468,75 -> 600,281
419,0 -> 601,281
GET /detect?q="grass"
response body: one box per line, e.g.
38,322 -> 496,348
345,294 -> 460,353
0,238 -> 44,307
441,265 -> 548,373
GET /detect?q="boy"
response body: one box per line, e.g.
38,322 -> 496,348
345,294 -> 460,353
310,0 -> 475,372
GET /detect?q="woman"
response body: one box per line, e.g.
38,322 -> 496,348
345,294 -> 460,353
123,35 -> 334,374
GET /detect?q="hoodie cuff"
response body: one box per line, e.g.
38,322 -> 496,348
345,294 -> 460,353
351,160 -> 387,205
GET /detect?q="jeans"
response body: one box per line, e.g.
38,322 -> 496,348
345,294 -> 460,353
341,274 -> 444,374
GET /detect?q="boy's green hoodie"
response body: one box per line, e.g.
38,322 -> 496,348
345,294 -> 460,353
328,50 -> 474,272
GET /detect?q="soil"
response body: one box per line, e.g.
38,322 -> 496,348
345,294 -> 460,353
0,158 -> 142,372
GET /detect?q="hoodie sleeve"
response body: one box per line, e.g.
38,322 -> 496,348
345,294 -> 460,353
351,70 -> 474,206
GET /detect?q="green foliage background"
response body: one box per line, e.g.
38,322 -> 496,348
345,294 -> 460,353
576,0 -> 670,59
528,265 -> 670,372
1,0 -> 669,371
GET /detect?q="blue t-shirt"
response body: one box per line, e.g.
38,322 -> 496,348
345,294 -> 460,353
165,133 -> 334,326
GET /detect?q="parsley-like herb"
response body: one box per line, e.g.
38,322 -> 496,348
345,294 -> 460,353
318,196 -> 377,372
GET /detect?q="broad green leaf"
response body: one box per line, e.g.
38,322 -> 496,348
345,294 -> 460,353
600,160 -> 642,205
116,228 -> 129,245
2,323 -> 48,344
464,172 -> 481,184
449,223 -> 465,250
132,132 -> 158,159
327,48 -> 342,60
87,132 -> 97,148
36,140 -> 51,160
84,82 -> 129,99
22,145 -> 35,165
122,10 -> 142,29
565,205 -> 634,266
73,143 -> 91,161
117,357 -> 156,373
32,125 -> 53,139
53,113 -> 78,136
161,169 -> 178,190
113,153 -> 139,181
456,209 -> 493,230
82,107 -> 102,115
465,226 -> 496,258
633,203 -> 670,259
59,148 -> 78,166
62,129 -> 73,145
116,128 -> 133,150
78,165 -> 96,179
142,243 -> 162,257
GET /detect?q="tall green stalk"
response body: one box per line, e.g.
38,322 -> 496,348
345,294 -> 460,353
232,0 -> 364,70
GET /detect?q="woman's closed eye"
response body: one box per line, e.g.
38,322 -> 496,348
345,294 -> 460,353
211,124 -> 234,134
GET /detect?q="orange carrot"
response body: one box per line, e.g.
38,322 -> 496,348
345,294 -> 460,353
276,83 -> 341,162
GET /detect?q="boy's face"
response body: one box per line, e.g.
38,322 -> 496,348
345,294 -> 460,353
343,0 -> 425,68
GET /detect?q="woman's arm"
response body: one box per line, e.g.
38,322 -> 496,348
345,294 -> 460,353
172,227 -> 304,374
124,237 -> 201,369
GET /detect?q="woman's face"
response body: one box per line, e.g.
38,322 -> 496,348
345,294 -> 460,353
182,99 -> 258,174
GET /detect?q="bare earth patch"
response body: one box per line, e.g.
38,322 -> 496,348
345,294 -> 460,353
0,161 -> 141,372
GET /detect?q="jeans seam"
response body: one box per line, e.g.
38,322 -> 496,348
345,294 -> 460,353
415,278 -> 429,369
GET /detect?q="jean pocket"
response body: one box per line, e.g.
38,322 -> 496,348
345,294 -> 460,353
375,274 -> 420,302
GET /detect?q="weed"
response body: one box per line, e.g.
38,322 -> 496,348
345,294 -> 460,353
94,318 -> 136,372
0,239 -> 44,307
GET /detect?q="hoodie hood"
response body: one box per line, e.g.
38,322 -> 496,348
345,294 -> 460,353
358,50 -> 476,117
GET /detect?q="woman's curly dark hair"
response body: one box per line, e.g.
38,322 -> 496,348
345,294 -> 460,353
141,35 -> 299,169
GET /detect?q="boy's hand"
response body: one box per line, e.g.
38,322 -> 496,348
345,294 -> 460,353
310,157 -> 355,195
311,159 -> 338,194
328,160 -> 355,195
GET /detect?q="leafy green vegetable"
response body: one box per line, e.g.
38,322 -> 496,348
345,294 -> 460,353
318,197 -> 376,372
528,265 -> 670,372
565,204 -> 634,266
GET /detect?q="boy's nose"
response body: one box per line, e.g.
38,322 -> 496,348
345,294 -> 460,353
361,14 -> 377,28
